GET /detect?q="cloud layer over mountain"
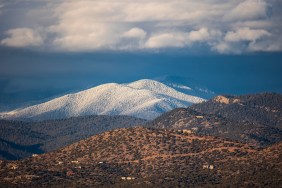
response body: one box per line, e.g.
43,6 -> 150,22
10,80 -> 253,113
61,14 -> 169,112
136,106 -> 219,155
0,0 -> 282,53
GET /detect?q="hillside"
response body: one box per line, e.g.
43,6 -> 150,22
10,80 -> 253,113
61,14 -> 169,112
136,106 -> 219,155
0,115 -> 145,160
191,93 -> 282,128
0,127 -> 281,187
148,93 -> 282,147
0,79 -> 205,121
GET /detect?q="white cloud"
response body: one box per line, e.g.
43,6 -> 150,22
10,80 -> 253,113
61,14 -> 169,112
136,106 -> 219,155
121,1 -> 228,22
145,33 -> 186,48
225,0 -> 271,21
248,37 -> 282,52
212,27 -> 275,53
1,28 -> 43,47
47,1 -> 233,51
0,0 -> 281,53
224,28 -> 271,42
187,28 -> 210,42
212,42 -> 233,54
233,20 -> 273,29
119,27 -> 147,50
122,27 -> 147,39
145,28 -> 222,49
51,22 -> 122,51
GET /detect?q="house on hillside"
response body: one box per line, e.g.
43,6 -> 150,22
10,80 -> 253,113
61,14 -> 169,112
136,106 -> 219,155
183,129 -> 192,134
121,176 -> 136,180
75,165 -> 82,169
203,164 -> 214,170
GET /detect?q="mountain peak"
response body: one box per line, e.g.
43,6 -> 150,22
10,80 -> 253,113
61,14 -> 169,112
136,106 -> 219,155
127,79 -> 164,90
0,79 -> 205,121
213,95 -> 229,104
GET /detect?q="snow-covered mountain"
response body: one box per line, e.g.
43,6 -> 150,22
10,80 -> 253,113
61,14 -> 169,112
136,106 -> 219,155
0,79 -> 205,121
155,75 -> 216,99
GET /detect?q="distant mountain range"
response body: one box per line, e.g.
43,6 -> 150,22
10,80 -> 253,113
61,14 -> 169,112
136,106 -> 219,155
148,93 -> 282,147
0,79 -> 206,121
1,127 -> 281,187
0,115 -> 145,160
0,92 -> 281,187
1,92 -> 281,161
154,75 -> 216,99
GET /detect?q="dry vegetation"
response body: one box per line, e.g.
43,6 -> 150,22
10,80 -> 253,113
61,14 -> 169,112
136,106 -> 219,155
0,127 -> 281,187
148,93 -> 282,147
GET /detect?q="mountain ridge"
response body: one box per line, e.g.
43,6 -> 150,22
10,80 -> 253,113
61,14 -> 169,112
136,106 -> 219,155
154,75 -> 216,99
0,115 -> 145,160
147,92 -> 282,147
0,79 -> 205,121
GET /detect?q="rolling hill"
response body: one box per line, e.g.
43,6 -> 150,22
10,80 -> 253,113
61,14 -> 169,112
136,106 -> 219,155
0,115 -> 145,160
0,127 -> 281,187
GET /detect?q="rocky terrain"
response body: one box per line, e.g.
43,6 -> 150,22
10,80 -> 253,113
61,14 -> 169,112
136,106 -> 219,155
191,93 -> 282,129
148,93 -> 282,147
0,127 -> 281,187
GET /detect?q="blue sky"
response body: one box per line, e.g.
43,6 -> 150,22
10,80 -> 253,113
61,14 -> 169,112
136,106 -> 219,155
0,0 -> 282,107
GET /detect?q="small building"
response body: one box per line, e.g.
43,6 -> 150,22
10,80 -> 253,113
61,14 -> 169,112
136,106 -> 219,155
32,154 -> 39,157
98,161 -> 104,164
121,176 -> 135,180
182,129 -> 192,134
203,164 -> 214,170
58,161 -> 63,165
178,129 -> 194,134
71,160 -> 79,164
196,116 -> 204,119
203,164 -> 209,169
